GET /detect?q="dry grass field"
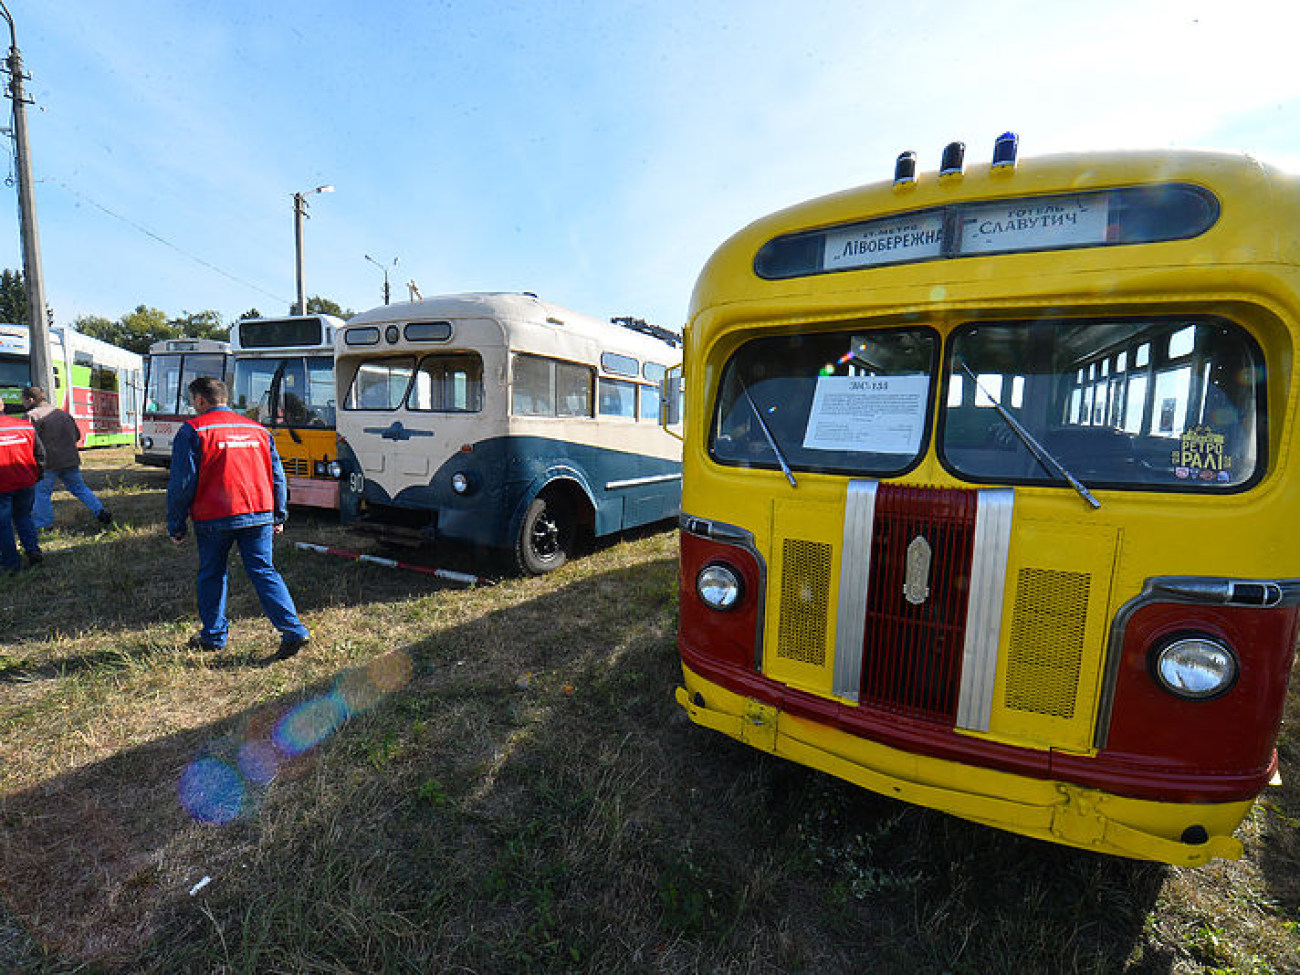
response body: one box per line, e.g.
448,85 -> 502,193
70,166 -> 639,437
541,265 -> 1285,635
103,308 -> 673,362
2,447 -> 1299,973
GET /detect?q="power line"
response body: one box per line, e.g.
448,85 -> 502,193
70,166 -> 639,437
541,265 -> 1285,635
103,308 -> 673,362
47,178 -> 292,306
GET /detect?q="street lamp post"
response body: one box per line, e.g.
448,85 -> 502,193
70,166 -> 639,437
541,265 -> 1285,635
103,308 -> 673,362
293,184 -> 333,316
364,254 -> 399,305
0,1 -> 53,398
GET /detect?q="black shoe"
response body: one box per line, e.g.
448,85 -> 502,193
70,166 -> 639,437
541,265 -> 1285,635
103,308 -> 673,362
24,549 -> 42,567
96,509 -> 113,526
273,634 -> 310,661
187,633 -> 223,652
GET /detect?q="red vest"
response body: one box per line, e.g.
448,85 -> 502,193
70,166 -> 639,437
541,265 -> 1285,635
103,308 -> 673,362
186,409 -> 275,521
0,414 -> 40,492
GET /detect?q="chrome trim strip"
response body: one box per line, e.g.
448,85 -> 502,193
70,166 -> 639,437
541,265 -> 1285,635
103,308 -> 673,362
605,473 -> 683,491
833,480 -> 878,702
1094,573 -> 1300,749
955,488 -> 1015,732
679,512 -> 769,670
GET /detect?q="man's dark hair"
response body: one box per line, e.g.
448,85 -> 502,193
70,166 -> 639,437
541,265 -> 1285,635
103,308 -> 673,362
188,376 -> 230,405
20,386 -> 46,405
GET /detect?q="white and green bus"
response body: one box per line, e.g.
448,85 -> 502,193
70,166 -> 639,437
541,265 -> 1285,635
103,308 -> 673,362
0,323 -> 143,447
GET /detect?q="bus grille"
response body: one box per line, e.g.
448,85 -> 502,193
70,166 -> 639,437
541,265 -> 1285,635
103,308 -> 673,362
777,539 -> 833,666
1004,568 -> 1089,718
859,484 -> 977,723
282,458 -> 310,478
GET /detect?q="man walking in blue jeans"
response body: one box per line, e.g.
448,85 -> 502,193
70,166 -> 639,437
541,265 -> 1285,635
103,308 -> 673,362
166,376 -> 310,660
21,386 -> 112,530
0,410 -> 44,574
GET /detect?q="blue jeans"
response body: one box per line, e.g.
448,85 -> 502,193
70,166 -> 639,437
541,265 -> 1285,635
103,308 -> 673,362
34,468 -> 105,530
194,523 -> 309,647
0,486 -> 39,572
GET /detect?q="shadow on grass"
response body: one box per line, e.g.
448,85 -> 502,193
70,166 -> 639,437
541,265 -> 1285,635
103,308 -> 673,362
1,555 -> 1182,974
1,492 -> 491,652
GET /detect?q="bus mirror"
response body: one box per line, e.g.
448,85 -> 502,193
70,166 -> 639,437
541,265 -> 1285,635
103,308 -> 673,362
660,368 -> 683,428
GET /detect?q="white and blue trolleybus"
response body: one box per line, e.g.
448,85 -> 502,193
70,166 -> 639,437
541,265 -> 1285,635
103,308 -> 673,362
334,292 -> 682,573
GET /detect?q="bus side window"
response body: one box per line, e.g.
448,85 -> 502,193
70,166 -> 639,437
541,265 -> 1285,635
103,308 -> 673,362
639,384 -> 660,422
598,378 -> 636,418
513,354 -> 553,416
557,361 -> 593,417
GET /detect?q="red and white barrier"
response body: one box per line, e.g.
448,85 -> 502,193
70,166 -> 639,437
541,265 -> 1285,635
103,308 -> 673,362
294,542 -> 489,586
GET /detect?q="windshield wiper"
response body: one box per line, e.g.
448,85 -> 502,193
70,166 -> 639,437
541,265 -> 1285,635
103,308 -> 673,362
958,362 -> 1099,510
740,380 -> 798,488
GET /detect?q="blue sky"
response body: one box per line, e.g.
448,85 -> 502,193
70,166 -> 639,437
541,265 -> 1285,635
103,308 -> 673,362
4,0 -> 1300,333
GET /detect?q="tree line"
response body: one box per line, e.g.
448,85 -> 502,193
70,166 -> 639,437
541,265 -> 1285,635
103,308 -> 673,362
0,269 -> 351,355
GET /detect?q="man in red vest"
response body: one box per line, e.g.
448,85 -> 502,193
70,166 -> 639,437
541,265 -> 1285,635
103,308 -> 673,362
0,411 -> 45,574
166,377 -> 310,659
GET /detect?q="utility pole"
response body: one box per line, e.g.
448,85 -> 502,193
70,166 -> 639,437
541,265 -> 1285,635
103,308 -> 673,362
0,2 -> 53,399
293,184 -> 333,316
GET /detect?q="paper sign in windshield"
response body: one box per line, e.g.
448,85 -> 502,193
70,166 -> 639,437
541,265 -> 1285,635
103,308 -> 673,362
960,194 -> 1111,254
802,374 -> 929,454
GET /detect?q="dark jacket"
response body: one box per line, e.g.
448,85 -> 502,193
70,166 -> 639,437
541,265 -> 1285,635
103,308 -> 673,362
25,404 -> 82,471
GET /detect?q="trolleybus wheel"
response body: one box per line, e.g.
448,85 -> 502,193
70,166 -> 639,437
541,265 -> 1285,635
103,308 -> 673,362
515,493 -> 574,574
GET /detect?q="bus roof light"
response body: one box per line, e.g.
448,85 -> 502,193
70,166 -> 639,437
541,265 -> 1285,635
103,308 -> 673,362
893,151 -> 917,185
992,131 -> 1019,171
940,141 -> 965,178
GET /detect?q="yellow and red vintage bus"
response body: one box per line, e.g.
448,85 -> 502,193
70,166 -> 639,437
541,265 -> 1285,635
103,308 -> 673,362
230,315 -> 345,509
672,139 -> 1300,865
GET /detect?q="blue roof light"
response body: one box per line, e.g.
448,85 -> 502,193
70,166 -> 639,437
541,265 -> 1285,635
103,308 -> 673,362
992,131 -> 1019,170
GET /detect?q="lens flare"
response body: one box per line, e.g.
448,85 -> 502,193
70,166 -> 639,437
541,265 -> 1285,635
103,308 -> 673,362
179,651 -> 417,825
237,739 -> 280,785
369,650 -> 414,693
272,694 -> 348,758
335,651 -> 413,717
179,757 -> 244,825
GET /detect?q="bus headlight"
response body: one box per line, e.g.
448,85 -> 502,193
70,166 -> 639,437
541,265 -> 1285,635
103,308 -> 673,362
313,461 -> 343,479
697,563 -> 743,611
1152,635 -> 1238,700
451,472 -> 472,495
142,436 -> 154,449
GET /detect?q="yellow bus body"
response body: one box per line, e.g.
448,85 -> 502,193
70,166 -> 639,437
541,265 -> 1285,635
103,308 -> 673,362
272,426 -> 340,509
676,149 -> 1300,864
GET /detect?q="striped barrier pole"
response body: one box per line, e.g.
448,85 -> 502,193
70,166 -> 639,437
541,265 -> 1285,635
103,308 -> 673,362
295,542 -> 488,586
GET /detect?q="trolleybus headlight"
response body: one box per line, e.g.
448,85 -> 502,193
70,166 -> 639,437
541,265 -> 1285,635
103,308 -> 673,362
326,461 -> 342,478
1152,635 -> 1238,700
142,436 -> 154,449
697,563 -> 743,611
450,472 -> 472,495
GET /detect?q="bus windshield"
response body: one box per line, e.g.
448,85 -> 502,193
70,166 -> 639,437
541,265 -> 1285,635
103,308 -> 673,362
232,355 -> 335,428
147,352 -> 227,415
711,327 -> 937,476
0,354 -> 30,389
942,317 -> 1263,490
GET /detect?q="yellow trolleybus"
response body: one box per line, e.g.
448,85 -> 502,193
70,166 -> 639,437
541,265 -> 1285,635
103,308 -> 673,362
673,139 -> 1300,865
230,314 -> 346,509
